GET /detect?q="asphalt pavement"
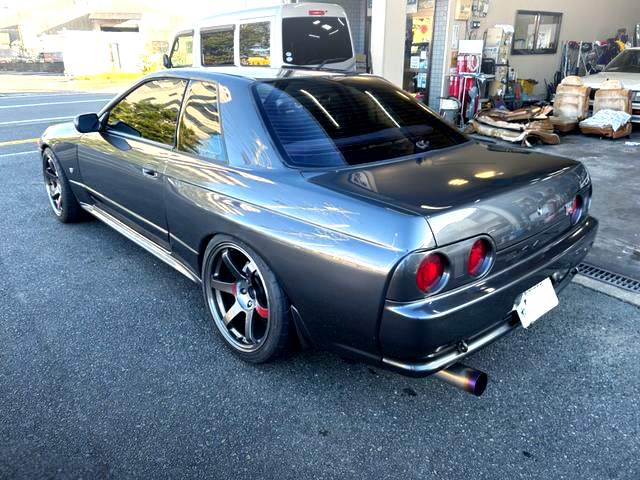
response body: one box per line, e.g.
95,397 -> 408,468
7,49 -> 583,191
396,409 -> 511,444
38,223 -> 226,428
0,84 -> 639,479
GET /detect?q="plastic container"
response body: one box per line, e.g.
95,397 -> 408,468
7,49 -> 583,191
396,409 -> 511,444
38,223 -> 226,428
517,79 -> 537,96
439,97 -> 460,124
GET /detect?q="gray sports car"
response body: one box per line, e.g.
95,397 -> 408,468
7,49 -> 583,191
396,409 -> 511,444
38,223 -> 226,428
40,68 -> 597,395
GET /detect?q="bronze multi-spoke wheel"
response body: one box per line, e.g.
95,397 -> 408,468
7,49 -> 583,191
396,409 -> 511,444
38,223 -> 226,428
41,148 -> 86,223
202,237 -> 291,363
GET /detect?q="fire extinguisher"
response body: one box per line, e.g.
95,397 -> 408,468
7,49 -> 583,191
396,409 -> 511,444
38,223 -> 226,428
457,54 -> 467,73
449,74 -> 460,97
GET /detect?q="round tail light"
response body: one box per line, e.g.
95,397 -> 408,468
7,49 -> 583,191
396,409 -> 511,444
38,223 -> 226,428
567,194 -> 583,224
467,238 -> 492,277
416,253 -> 447,293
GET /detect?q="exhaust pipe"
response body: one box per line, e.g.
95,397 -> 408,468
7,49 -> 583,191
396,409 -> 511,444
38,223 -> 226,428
433,363 -> 488,396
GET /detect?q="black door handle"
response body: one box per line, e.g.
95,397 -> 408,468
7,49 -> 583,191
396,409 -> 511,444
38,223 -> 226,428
142,167 -> 158,178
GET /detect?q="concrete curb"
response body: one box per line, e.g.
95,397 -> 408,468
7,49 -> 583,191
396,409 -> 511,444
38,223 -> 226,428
573,274 -> 640,308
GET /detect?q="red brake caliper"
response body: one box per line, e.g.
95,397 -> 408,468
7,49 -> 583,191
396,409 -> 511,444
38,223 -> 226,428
255,303 -> 268,318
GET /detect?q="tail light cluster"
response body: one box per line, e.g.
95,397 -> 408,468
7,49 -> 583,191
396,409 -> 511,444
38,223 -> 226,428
567,188 -> 591,226
414,237 -> 495,295
467,238 -> 492,277
566,194 -> 583,225
416,253 -> 447,293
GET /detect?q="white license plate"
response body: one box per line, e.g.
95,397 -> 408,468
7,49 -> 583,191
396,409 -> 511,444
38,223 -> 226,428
513,277 -> 559,328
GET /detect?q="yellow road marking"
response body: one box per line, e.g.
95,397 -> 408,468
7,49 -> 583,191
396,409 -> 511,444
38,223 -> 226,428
0,138 -> 39,147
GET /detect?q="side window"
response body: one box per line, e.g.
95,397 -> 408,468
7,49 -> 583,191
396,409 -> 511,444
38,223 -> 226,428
239,21 -> 271,66
169,32 -> 194,67
108,79 -> 187,146
178,81 -> 225,161
201,28 -> 235,66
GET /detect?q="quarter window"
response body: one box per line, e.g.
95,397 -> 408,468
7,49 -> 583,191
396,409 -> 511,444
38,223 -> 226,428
108,79 -> 187,146
201,28 -> 235,66
178,81 -> 225,161
239,21 -> 271,66
170,32 -> 194,67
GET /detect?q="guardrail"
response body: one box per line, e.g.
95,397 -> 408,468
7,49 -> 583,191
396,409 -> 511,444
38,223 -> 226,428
0,61 -> 64,73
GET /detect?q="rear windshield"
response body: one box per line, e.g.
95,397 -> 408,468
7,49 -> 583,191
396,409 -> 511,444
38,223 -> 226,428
282,17 -> 352,66
604,49 -> 640,73
254,77 -> 467,168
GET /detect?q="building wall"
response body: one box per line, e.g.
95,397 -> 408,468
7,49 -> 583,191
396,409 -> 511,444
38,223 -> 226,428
0,0 -> 187,42
370,0 -> 406,87
449,0 -> 640,96
427,0 -> 449,109
60,30 -> 144,75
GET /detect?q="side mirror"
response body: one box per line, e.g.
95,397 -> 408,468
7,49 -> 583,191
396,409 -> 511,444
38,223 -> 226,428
73,113 -> 100,133
163,54 -> 172,69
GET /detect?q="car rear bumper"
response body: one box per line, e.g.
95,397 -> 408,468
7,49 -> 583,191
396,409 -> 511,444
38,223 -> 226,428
631,102 -> 640,123
379,216 -> 598,377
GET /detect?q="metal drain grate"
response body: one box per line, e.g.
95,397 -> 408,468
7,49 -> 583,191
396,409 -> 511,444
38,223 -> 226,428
577,263 -> 640,293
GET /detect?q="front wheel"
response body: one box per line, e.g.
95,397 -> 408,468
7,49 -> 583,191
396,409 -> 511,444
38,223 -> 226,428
202,236 -> 291,363
42,148 -> 87,223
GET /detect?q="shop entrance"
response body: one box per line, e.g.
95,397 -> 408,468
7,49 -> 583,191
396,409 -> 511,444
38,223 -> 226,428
402,1 -> 435,100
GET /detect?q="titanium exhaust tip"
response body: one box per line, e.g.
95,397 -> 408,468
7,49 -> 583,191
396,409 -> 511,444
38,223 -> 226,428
433,363 -> 488,396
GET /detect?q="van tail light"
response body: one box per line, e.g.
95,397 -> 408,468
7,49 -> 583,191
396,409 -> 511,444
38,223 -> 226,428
467,238 -> 492,277
308,10 -> 326,16
566,194 -> 583,225
416,253 -> 447,293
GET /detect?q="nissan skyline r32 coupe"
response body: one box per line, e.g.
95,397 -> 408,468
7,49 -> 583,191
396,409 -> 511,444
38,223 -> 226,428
40,68 -> 597,395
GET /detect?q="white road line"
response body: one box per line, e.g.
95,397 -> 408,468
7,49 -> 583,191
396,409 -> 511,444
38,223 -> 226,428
0,150 -> 35,158
0,116 -> 73,126
0,98 -> 112,109
1,92 -> 110,98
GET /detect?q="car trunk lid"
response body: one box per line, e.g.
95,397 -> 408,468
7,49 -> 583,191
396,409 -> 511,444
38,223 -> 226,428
308,142 -> 590,249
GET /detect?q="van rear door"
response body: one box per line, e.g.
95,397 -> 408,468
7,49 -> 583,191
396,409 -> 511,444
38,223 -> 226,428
281,3 -> 355,71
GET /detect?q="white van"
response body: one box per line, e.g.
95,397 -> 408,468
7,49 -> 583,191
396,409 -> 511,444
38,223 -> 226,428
164,3 -> 356,72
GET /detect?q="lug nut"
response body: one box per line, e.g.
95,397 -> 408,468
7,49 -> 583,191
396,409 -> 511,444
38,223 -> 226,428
240,288 -> 247,294
247,300 -> 253,307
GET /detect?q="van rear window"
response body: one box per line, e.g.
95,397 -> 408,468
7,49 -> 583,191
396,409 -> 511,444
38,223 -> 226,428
282,17 -> 353,66
254,77 -> 467,168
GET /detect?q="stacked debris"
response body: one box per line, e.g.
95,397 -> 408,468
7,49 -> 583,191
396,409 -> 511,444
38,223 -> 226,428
465,105 -> 559,146
549,75 -> 590,132
580,109 -> 632,138
579,79 -> 633,138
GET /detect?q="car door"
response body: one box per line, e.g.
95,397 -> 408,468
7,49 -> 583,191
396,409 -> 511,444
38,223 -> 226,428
164,79 -> 229,263
77,78 -> 187,249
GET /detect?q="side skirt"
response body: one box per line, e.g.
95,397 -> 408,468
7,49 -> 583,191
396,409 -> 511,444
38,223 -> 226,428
80,202 -> 201,284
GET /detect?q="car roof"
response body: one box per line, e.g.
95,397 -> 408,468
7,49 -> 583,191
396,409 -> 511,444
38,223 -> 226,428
147,66 -> 358,83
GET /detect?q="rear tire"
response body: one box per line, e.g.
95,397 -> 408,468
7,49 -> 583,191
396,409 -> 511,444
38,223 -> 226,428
202,235 -> 291,363
42,147 -> 87,223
